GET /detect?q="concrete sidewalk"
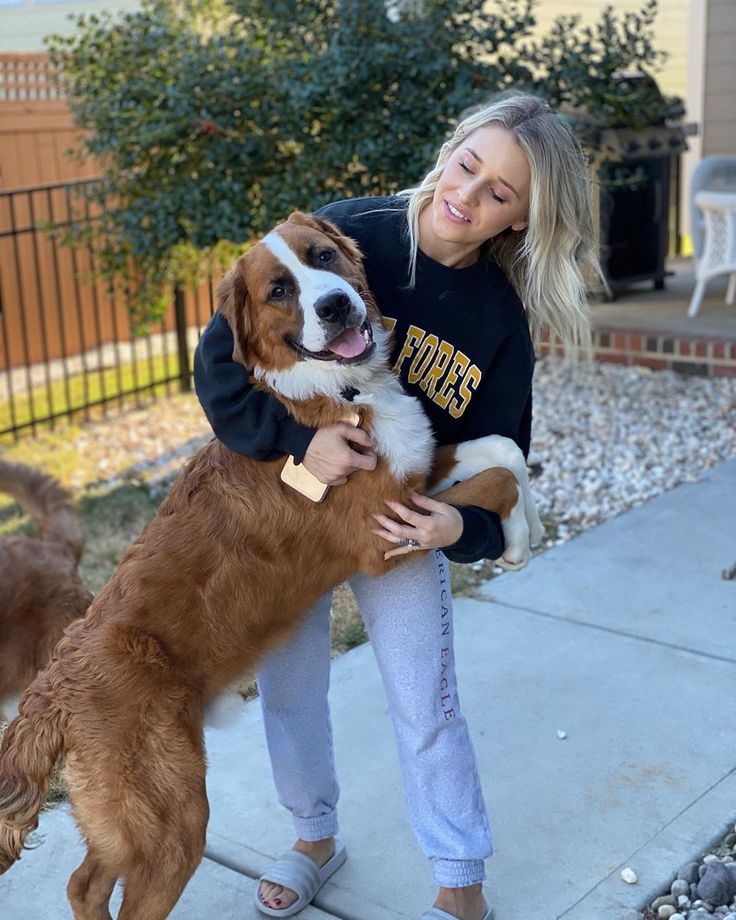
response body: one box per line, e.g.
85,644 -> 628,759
1,458 -> 734,919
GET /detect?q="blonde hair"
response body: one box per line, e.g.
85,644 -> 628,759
401,93 -> 599,352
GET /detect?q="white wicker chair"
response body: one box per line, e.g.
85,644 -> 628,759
688,156 -> 736,317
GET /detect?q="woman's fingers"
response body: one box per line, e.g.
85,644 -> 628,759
382,544 -> 418,560
370,495 -> 463,558
371,514 -> 419,540
409,491 -> 451,515
383,499 -> 425,526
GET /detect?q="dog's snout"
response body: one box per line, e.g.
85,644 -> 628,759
315,291 -> 351,324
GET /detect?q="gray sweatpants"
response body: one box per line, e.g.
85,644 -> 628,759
256,549 -> 493,888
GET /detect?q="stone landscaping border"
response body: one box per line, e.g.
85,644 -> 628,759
642,824 -> 736,920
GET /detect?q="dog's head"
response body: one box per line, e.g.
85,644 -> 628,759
218,212 -> 382,395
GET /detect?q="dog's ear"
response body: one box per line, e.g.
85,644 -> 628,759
217,263 -> 249,366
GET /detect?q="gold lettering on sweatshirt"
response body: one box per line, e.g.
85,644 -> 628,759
392,323 -> 423,376
385,318 -> 482,418
435,350 -> 469,409
421,340 -> 454,398
450,364 -> 482,418
408,334 -> 439,384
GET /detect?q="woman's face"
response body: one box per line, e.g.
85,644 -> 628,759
424,123 -> 531,258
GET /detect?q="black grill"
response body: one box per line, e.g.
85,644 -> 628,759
593,73 -> 690,299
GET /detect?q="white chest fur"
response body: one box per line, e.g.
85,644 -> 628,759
353,376 -> 434,481
254,329 -> 435,482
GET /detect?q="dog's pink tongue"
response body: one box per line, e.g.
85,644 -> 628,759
325,328 -> 366,359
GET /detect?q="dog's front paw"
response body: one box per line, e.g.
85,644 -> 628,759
494,550 -> 529,572
529,515 -> 545,548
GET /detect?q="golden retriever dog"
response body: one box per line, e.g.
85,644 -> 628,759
0,213 -> 541,919
0,460 -> 91,722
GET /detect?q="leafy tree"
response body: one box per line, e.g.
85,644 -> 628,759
48,0 -> 536,316
525,0 -> 680,136
47,0 -> 678,317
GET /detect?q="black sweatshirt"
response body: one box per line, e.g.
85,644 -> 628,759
194,195 -> 534,563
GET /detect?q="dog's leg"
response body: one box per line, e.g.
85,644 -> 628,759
432,466 -> 532,570
60,625 -> 210,920
68,742 -> 209,920
67,848 -> 117,920
117,841 -> 206,920
429,435 -> 544,567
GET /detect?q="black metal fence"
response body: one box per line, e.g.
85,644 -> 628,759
0,167 -> 687,442
0,178 -> 217,441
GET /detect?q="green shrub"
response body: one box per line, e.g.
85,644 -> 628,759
47,0 -> 677,316
47,0 -> 536,316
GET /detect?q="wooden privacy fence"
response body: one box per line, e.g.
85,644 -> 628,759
0,177 -> 217,439
0,51 -> 63,104
0,52 -> 100,190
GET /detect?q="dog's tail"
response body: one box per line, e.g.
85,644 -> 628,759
0,459 -> 84,563
0,686 -> 63,873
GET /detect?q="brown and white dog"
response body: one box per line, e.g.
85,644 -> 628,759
0,212 -> 541,919
0,460 -> 91,723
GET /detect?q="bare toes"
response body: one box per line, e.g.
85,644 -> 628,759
259,880 -> 298,910
259,881 -> 282,902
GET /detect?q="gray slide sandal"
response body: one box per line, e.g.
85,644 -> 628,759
254,840 -> 347,917
420,907 -> 494,920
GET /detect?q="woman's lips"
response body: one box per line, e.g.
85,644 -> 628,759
443,199 -> 471,225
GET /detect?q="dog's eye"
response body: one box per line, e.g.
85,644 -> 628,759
270,285 -> 287,300
318,249 -> 336,264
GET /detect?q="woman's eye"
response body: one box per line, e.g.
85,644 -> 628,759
459,160 -> 472,173
490,189 -> 507,204
318,250 -> 335,264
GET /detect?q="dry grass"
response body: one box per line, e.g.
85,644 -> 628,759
0,354 -> 180,447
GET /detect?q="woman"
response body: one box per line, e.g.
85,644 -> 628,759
194,93 -> 598,920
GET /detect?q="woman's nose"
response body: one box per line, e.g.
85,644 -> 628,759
458,182 -> 479,206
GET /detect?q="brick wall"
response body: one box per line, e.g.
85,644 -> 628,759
539,328 -> 736,378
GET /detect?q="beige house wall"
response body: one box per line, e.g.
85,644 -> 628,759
0,1 -> 140,53
702,0 -> 736,156
530,1 -> 734,248
681,0 -> 736,250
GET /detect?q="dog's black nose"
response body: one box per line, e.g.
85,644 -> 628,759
315,291 -> 351,324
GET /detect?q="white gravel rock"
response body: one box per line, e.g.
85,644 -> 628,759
20,359 -> 734,545
530,359 -> 736,545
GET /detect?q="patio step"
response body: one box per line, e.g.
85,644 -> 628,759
538,259 -> 736,377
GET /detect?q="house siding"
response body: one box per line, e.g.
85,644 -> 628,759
0,1 -> 140,52
703,0 -> 736,156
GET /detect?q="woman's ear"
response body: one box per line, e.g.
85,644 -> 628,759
511,218 -> 528,232
217,263 -> 249,366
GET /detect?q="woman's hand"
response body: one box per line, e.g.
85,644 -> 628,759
302,424 -> 377,485
372,491 -> 464,560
